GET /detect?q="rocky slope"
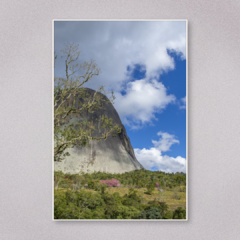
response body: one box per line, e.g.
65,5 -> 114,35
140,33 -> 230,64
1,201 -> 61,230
54,88 -> 144,174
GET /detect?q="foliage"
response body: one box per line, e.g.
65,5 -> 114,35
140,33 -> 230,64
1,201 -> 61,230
100,183 -> 107,194
179,186 -> 186,192
139,207 -> 162,219
145,200 -> 169,218
54,169 -> 187,220
173,207 -> 186,219
88,180 -> 95,189
54,169 -> 186,192
54,189 -> 105,219
54,171 -> 65,190
117,205 -> 140,219
54,43 -> 121,162
146,183 -> 155,195
121,188 -> 142,210
172,188 -> 181,200
99,178 -> 120,187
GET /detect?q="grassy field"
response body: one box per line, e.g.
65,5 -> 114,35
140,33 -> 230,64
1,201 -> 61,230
58,186 -> 186,211
54,170 -> 186,219
106,187 -> 186,210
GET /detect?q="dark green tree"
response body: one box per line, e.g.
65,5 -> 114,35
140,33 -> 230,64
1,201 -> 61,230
139,207 -> 162,219
173,207 -> 186,219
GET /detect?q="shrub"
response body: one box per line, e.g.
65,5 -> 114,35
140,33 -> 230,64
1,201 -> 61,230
112,192 -> 122,205
164,210 -> 173,219
128,188 -> 141,202
93,182 -> 102,191
173,207 -> 186,219
59,179 -> 70,189
65,190 -> 76,204
117,206 -> 140,219
146,183 -> 155,195
172,188 -> 181,200
99,178 -> 120,187
146,201 -> 169,218
100,183 -> 107,194
121,188 -> 142,209
179,186 -> 186,192
76,191 -> 104,210
104,204 -> 119,219
88,180 -> 95,189
91,207 -> 105,219
54,170 -> 186,219
139,207 -> 162,219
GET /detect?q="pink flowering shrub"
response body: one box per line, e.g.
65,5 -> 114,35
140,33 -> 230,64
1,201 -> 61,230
99,178 -> 120,187
155,182 -> 160,188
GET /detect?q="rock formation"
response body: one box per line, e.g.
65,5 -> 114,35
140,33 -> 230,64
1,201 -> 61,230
54,88 -> 144,174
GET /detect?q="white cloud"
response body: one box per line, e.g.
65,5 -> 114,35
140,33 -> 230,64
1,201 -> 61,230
134,131 -> 185,173
179,96 -> 186,109
54,21 -> 186,91
134,148 -> 186,173
54,21 -> 186,126
152,131 -> 179,152
114,79 -> 175,127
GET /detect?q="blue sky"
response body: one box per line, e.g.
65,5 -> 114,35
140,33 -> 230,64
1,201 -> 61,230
128,51 -> 186,157
54,21 -> 187,173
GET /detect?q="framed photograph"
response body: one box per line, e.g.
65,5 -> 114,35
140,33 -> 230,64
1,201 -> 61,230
53,20 -> 187,220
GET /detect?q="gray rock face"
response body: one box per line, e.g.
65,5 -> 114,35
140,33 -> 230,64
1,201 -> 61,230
54,88 -> 144,174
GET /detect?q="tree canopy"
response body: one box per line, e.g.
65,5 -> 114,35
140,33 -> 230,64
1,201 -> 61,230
54,43 -> 121,162
54,169 -> 187,220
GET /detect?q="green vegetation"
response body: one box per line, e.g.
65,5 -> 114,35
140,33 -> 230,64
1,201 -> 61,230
54,43 -> 121,162
54,169 -> 187,220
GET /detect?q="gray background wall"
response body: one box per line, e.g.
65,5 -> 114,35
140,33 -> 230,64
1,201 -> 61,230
1,0 -> 240,239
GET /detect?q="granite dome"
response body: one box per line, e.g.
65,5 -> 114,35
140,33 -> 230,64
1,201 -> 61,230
54,88 -> 144,174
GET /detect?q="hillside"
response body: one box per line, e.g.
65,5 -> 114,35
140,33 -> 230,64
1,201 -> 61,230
54,170 -> 187,220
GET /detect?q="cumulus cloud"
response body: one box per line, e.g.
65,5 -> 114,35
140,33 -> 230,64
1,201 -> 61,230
54,21 -> 186,90
179,96 -> 186,109
152,131 -> 179,152
134,131 -> 185,173
114,79 -> 175,127
54,21 -> 186,126
135,148 -> 186,173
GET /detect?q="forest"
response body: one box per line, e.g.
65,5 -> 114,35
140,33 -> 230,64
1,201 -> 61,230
54,169 -> 187,220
